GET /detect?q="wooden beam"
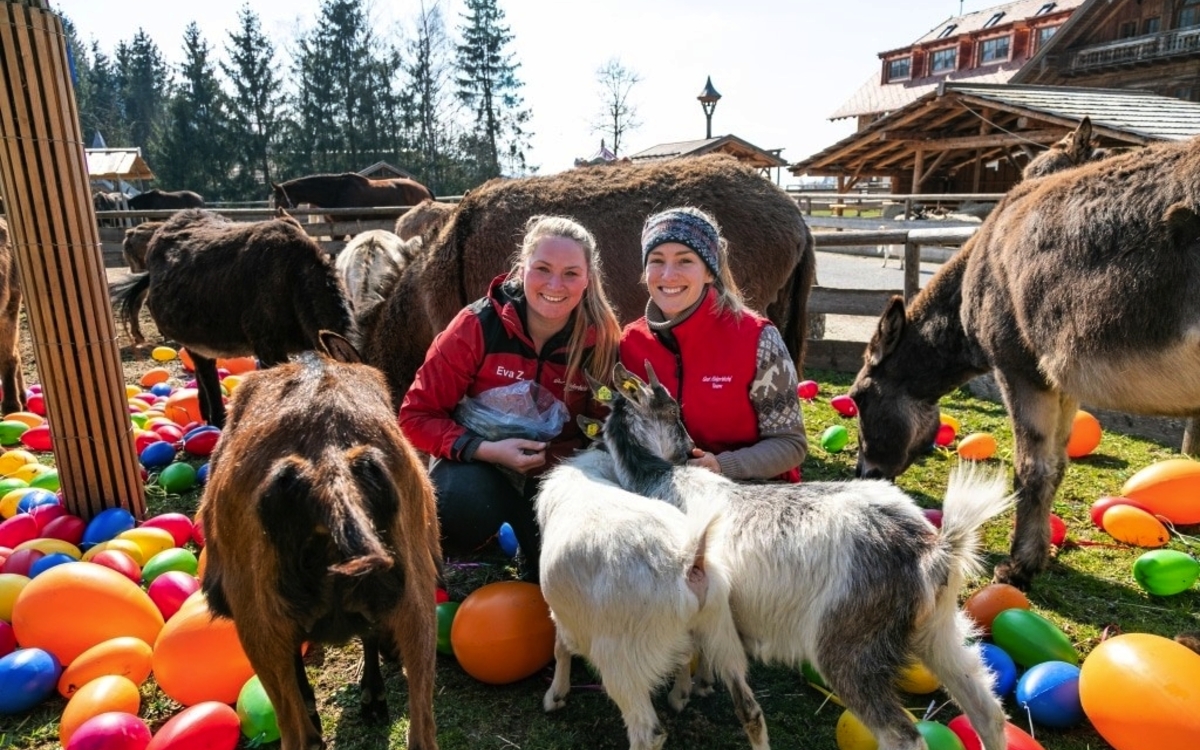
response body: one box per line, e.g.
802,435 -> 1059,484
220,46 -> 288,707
879,129 -> 1067,150
915,150 -> 951,189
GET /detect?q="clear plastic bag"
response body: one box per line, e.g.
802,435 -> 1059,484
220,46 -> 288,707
454,380 -> 570,442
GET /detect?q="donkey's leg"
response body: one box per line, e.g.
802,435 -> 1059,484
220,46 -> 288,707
992,380 -> 1076,589
0,290 -> 23,415
191,354 -> 227,428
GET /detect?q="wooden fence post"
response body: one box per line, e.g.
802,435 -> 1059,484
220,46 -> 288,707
0,0 -> 146,519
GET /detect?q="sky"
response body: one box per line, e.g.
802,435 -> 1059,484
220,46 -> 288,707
50,0 -> 1004,182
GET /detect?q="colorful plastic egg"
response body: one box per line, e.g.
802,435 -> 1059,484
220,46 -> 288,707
40,514 -> 86,546
436,601 -> 460,656
18,424 -> 52,452
956,433 -> 996,461
1065,410 -> 1102,458
979,642 -> 1017,697
946,714 -> 1045,750
66,711 -> 152,750
81,507 -> 138,549
1091,495 -> 1152,529
157,462 -> 198,494
1102,504 -> 1169,548
236,675 -> 280,744
139,513 -> 195,548
1132,549 -> 1200,596
962,583 -> 1030,636
59,674 -> 141,746
990,608 -> 1078,668
821,425 -> 850,452
58,636 -> 154,698
182,426 -> 221,457
450,581 -> 555,685
150,346 -> 177,362
1015,660 -> 1083,728
830,394 -> 858,418
144,701 -> 240,750
797,380 -> 818,400
1121,458 -> 1200,524
0,646 -> 61,714
147,570 -> 200,620
152,594 -> 254,705
139,441 -> 177,470
142,547 -> 199,585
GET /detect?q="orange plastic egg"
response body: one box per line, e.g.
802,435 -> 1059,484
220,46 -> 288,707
1101,505 -> 1169,548
962,583 -> 1030,637
450,581 -> 555,685
11,563 -> 164,664
58,635 -> 153,698
956,433 -> 997,461
216,356 -> 257,375
163,388 -> 204,427
138,367 -> 171,388
1120,458 -> 1200,525
152,593 -> 254,706
1066,410 -> 1102,458
59,674 -> 141,746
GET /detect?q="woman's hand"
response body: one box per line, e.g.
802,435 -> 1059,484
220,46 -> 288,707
687,448 -> 722,474
475,438 -> 547,474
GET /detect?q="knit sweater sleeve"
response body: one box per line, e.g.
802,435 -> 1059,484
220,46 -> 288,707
715,324 -> 808,479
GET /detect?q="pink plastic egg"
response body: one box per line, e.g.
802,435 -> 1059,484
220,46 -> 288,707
140,513 -> 195,548
147,570 -> 201,620
67,711 -> 152,750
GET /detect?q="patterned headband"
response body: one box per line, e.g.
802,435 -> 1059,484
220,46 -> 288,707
640,209 -> 720,276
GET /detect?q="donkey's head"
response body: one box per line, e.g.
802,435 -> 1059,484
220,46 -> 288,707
848,297 -> 941,480
582,362 -> 695,470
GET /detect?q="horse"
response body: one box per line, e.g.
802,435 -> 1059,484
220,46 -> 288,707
109,209 -> 357,429
93,191 -> 131,227
272,173 -> 433,240
127,189 -> 205,212
357,154 -> 816,403
0,219 -> 26,415
335,230 -> 423,318
847,123 -> 1200,589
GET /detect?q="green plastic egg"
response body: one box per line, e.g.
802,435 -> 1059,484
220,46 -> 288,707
821,425 -> 849,452
0,477 -> 28,497
141,547 -> 198,585
29,470 -> 60,492
157,462 -> 197,494
1132,549 -> 1200,596
991,608 -> 1078,667
436,602 -> 459,656
236,674 -> 280,743
916,720 -> 966,750
0,420 -> 29,445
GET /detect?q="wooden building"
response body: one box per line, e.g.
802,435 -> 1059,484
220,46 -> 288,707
790,0 -> 1200,193
628,135 -> 787,181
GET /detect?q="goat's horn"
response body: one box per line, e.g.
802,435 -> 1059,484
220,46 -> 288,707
644,361 -> 661,389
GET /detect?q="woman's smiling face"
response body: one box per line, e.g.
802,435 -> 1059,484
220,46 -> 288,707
644,242 -> 714,317
522,235 -> 589,332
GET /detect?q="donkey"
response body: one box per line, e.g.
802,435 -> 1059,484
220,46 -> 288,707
117,220 -> 164,347
335,230 -> 423,317
589,363 -> 1011,750
109,209 -> 357,428
394,199 -> 456,243
200,331 -> 441,750
0,219 -> 25,415
849,128 -> 1200,589
1021,117 -> 1112,180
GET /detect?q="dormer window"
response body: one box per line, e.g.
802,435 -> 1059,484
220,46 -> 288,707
931,47 -> 957,73
937,24 -> 957,39
1036,3 -> 1056,15
980,35 -> 1012,64
887,56 -> 912,81
983,12 -> 1006,29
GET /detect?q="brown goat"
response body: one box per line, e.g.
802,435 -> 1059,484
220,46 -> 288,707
0,219 -> 25,415
362,154 -> 816,402
200,331 -> 441,750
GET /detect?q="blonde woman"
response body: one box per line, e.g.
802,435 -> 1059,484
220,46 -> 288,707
400,215 -> 620,580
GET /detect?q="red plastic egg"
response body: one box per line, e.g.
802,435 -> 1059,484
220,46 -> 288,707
182,426 -> 221,457
2,547 -> 43,576
41,514 -> 87,545
144,701 -> 240,750
830,394 -> 858,418
90,550 -> 143,584
18,424 -> 52,451
140,513 -> 195,548
934,423 -> 956,447
796,380 -> 818,400
1091,496 -> 1152,529
66,711 -> 152,750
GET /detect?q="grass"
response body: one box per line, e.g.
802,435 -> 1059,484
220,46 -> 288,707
2,365 -> 1198,750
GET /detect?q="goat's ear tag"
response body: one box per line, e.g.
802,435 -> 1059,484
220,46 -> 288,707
619,377 -> 641,395
594,385 -> 614,403
577,415 -> 603,439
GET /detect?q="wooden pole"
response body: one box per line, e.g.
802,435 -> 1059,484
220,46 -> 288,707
0,0 -> 145,519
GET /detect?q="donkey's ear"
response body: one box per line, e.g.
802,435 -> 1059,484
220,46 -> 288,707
869,296 -> 906,366
1068,118 -> 1093,163
577,415 -> 603,441
318,331 -> 363,364
585,371 -> 615,403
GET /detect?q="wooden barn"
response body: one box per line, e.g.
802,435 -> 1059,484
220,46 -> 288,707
628,135 -> 787,181
792,0 -> 1200,193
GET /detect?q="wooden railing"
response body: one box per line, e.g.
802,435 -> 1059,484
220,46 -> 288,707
1068,26 -> 1200,72
789,191 -> 1005,219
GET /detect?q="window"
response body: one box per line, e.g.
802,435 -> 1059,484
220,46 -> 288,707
1037,25 -> 1060,50
1175,85 -> 1196,101
1119,20 -> 1138,38
1143,17 -> 1161,34
887,57 -> 911,81
1036,3 -> 1056,15
1181,0 -> 1200,29
931,47 -> 957,73
980,36 -> 1011,64
937,24 -> 957,39
983,12 -> 1006,29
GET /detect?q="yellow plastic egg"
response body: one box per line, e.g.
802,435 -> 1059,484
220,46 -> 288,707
151,345 -> 178,362
13,538 -> 82,560
82,539 -> 146,566
0,449 -> 37,476
939,413 -> 961,435
116,527 -> 177,561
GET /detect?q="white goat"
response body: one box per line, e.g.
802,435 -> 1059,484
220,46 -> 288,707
587,363 -> 1012,750
335,229 -> 422,316
535,448 -> 767,750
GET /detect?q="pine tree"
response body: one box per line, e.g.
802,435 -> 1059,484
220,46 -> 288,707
80,42 -> 127,148
158,24 -> 231,197
118,31 -> 172,162
221,5 -> 284,200
405,1 -> 459,193
455,0 -> 531,180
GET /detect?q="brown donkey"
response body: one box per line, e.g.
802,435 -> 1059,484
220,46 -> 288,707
849,126 -> 1200,589
0,219 -> 25,415
200,332 -> 441,750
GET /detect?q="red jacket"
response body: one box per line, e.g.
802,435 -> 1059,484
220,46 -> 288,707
399,274 -> 596,469
621,288 -> 801,482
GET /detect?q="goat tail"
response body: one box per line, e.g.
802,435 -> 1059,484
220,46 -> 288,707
110,271 -> 149,318
685,510 -> 726,613
937,462 -> 1014,579
323,502 -> 394,577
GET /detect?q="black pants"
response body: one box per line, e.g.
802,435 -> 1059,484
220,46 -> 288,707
429,459 -> 541,578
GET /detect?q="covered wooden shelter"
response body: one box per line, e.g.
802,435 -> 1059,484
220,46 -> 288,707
86,147 -> 155,184
790,82 -> 1200,193
629,134 -> 787,180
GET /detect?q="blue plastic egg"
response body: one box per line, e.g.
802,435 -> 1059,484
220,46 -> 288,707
0,647 -> 62,714
979,642 -> 1017,697
139,440 -> 177,469
150,382 -> 175,397
80,507 -> 137,549
15,489 -> 60,516
497,522 -> 518,557
196,462 -> 210,486
27,552 -> 76,578
1015,660 -> 1083,728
